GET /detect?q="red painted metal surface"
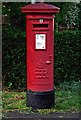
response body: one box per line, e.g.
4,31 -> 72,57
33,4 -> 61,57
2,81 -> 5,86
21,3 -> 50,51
21,3 -> 60,92
21,3 -> 60,13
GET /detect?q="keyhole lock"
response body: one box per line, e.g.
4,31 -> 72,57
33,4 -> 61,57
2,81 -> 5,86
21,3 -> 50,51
49,55 -> 52,61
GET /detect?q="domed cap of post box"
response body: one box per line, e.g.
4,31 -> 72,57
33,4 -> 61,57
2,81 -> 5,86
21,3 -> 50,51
21,3 -> 60,14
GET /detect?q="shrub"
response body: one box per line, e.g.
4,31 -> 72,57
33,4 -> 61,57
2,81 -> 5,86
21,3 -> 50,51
54,30 -> 80,85
2,24 -> 26,89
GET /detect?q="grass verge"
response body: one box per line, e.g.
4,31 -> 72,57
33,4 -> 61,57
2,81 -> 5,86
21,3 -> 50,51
2,82 -> 80,116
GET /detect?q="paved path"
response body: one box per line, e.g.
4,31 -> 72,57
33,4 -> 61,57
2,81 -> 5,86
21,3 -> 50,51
2,111 -> 81,120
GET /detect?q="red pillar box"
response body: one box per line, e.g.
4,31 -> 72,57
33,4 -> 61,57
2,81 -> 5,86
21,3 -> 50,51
21,3 -> 60,109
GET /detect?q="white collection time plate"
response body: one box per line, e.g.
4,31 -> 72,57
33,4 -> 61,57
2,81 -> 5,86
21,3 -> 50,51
35,34 -> 46,49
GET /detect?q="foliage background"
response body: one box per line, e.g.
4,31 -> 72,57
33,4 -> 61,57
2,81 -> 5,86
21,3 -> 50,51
2,2 -> 80,90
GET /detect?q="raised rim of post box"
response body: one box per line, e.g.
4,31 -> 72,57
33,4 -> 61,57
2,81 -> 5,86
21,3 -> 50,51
26,16 -> 54,20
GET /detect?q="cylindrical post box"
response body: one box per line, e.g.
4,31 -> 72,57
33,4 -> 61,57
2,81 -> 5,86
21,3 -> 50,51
21,3 -> 60,109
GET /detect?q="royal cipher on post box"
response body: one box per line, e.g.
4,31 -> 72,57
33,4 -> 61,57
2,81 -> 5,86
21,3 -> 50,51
21,3 -> 60,109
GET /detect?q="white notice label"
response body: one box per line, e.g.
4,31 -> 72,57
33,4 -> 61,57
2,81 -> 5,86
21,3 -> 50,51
36,34 -> 46,49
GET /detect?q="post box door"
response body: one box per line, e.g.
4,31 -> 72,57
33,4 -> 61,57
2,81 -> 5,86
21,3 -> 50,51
27,18 -> 54,92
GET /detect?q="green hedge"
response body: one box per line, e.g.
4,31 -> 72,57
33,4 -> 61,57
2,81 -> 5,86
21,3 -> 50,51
54,30 -> 80,85
2,25 -> 80,89
2,25 -> 26,89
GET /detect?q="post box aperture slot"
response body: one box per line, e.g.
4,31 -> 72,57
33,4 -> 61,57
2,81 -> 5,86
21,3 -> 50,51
33,24 -> 48,28
35,34 -> 46,50
32,23 -> 49,31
